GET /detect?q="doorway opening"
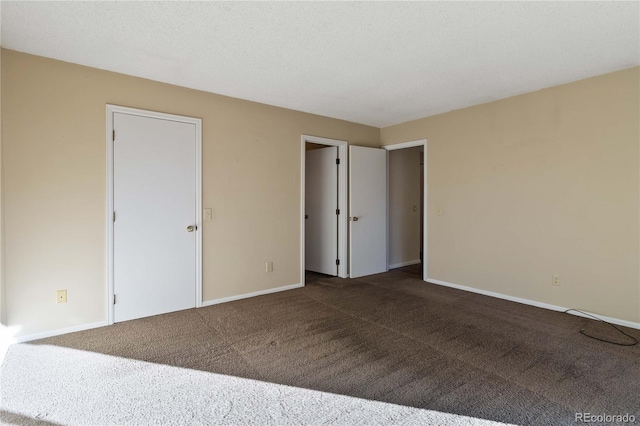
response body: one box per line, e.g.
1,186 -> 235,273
383,139 -> 428,281
300,135 -> 348,285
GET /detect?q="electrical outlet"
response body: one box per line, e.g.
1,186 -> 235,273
266,261 -> 274,272
56,290 -> 67,303
552,275 -> 560,286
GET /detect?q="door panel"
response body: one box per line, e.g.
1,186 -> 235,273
114,112 -> 197,322
305,147 -> 338,275
349,146 -> 387,278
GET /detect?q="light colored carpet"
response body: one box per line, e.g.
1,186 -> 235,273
0,344 -> 507,425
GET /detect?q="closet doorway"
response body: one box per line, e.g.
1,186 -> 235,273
384,139 -> 428,281
300,135 -> 348,283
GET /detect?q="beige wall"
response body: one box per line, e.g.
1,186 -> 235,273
382,67 -> 640,324
388,147 -> 421,267
2,48 -> 638,337
1,49 -> 380,337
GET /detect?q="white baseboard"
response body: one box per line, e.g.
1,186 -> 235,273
9,321 -> 109,344
427,278 -> 640,330
9,279 -> 636,345
201,283 -> 304,307
8,284 -> 305,344
389,259 -> 421,270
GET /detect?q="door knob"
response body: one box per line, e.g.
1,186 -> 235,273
187,225 -> 197,232
352,217 -> 359,222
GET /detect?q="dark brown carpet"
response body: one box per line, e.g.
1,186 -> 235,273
31,265 -> 640,425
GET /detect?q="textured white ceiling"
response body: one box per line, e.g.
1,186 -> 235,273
1,1 -> 638,127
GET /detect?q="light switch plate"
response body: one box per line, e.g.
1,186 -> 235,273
204,208 -> 212,220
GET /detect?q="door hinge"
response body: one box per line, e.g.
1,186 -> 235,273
336,208 -> 340,215
112,130 -> 115,141
336,158 -> 340,165
336,259 -> 340,266
113,211 -> 116,222
113,294 -> 116,305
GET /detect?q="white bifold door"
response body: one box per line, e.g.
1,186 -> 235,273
349,146 -> 387,278
113,112 -> 198,322
305,146 -> 339,275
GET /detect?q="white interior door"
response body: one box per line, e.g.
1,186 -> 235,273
114,112 -> 197,322
349,146 -> 387,278
305,146 -> 338,275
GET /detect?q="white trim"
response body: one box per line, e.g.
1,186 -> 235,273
106,107 -> 115,325
382,139 -> 426,151
201,283 -> 303,307
385,151 -> 390,272
389,260 -> 421,270
194,119 -> 203,309
302,135 -> 347,146
106,104 -> 203,326
300,135 -> 349,284
427,278 -> 640,330
383,139 -> 428,281
10,321 -> 109,344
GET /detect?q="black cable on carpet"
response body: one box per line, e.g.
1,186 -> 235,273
564,309 -> 638,347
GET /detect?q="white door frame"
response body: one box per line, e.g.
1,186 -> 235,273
300,135 -> 348,283
106,104 -> 203,325
382,139 -> 428,281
